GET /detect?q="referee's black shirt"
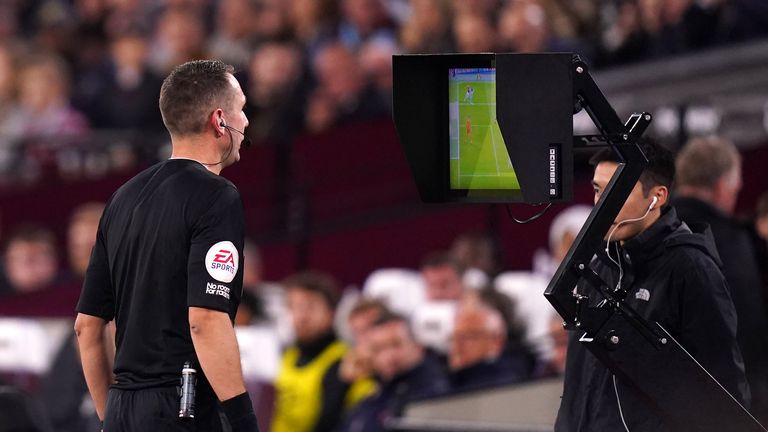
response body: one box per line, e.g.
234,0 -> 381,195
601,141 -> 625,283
76,159 -> 245,390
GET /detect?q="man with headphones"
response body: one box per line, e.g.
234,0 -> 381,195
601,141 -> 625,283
74,60 -> 258,431
555,139 -> 749,432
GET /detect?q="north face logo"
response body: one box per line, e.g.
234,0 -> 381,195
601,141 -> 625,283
635,288 -> 651,302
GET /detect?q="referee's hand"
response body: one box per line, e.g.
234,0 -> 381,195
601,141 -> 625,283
222,392 -> 260,432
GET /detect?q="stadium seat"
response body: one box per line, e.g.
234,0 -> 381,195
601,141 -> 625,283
362,268 -> 425,318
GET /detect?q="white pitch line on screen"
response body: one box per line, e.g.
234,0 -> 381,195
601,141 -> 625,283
489,120 -> 501,175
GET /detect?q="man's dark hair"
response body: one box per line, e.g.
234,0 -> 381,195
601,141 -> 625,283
371,311 -> 407,328
4,225 -> 57,252
589,138 -> 675,195
370,311 -> 417,340
420,250 -> 465,275
476,287 -> 525,344
349,298 -> 388,321
283,271 -> 340,310
159,60 -> 235,136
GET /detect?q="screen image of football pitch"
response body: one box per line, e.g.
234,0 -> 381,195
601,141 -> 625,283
448,68 -> 520,191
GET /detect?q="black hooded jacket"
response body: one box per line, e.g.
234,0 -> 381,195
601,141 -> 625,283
673,196 -> 768,423
555,207 -> 749,432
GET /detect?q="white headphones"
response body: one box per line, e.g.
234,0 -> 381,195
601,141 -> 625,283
648,196 -> 659,211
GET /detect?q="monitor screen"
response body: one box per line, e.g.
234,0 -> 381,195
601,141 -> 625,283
393,53 -> 573,203
448,68 -> 521,193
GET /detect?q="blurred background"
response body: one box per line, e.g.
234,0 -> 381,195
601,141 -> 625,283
0,0 -> 767,431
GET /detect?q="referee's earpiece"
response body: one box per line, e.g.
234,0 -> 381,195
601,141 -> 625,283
649,196 -> 659,211
219,119 -> 226,128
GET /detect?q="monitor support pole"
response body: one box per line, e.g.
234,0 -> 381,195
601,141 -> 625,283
544,56 -> 766,431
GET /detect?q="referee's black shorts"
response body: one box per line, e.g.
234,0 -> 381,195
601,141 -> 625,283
103,387 -> 227,432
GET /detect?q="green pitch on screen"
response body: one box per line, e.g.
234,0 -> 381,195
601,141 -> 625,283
448,68 -> 520,191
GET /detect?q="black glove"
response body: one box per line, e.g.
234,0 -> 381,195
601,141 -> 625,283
222,392 -> 259,432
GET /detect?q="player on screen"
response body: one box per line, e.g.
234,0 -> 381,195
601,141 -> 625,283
463,85 -> 474,104
466,116 -> 473,145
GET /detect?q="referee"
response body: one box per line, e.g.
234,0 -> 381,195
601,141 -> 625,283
74,60 -> 259,431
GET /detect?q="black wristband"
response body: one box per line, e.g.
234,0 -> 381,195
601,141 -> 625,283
222,392 -> 259,432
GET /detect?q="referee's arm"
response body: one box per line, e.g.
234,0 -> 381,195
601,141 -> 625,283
189,306 -> 260,431
74,313 -> 112,421
189,306 -> 247,399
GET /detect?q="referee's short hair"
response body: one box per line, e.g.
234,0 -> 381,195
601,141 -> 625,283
283,271 -> 341,311
159,60 -> 235,137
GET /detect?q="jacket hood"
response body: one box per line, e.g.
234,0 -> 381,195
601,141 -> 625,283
622,207 -> 723,267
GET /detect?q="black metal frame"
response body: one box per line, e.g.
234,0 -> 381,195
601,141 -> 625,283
544,56 -> 766,431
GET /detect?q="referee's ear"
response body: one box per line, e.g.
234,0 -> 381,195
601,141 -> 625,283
211,109 -> 226,137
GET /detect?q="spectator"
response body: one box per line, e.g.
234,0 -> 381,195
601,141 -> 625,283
90,31 -> 164,131
272,271 -> 361,432
66,201 -> 105,279
0,52 -> 88,171
339,312 -> 449,432
0,43 -> 17,175
306,42 -> 388,132
497,0 -> 550,53
234,288 -> 261,326
534,205 -> 593,278
453,11 -> 496,53
236,240 -> 292,342
148,7 -> 208,75
339,298 -> 388,384
451,0 -> 498,18
40,202 -> 108,432
338,0 -> 396,52
673,136 -> 768,422
450,232 -> 499,289
245,41 -> 308,144
337,298 -> 383,412
1,225 -> 60,296
0,43 -> 15,121
39,332 -> 101,432
448,298 -> 528,393
252,0 -> 292,42
287,0 -> 340,61
399,0 -> 453,53
474,287 -> 536,374
411,251 -> 466,352
599,0 -> 653,66
208,0 -> 260,69
358,36 -> 397,111
420,251 -> 465,301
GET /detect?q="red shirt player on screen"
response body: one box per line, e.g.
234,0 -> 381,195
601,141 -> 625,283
466,116 -> 472,145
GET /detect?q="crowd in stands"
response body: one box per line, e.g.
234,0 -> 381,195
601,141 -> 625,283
0,0 -> 767,183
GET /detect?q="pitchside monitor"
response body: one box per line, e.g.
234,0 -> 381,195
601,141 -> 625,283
393,53 -> 573,203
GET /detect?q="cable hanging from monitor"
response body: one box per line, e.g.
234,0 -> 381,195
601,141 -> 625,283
506,203 -> 553,224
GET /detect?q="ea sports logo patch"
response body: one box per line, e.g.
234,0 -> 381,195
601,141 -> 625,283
205,241 -> 239,283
